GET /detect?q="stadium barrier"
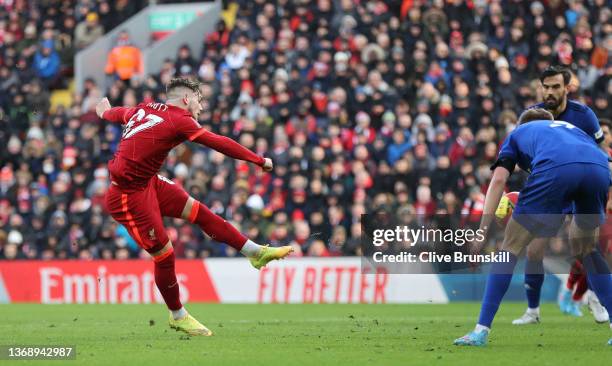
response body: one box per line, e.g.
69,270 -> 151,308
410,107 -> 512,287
0,258 -> 561,304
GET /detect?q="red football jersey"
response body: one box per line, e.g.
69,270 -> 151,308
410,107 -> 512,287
103,102 -> 205,191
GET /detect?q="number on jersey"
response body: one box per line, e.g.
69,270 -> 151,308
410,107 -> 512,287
549,121 -> 575,129
123,109 -> 165,139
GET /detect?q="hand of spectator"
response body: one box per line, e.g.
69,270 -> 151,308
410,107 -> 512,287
262,158 -> 273,172
96,97 -> 112,118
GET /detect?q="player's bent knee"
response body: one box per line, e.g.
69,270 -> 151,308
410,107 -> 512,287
502,218 -> 533,256
502,241 -> 524,257
569,220 -> 600,256
150,241 -> 174,262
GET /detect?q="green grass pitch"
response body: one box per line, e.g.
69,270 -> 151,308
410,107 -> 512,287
0,303 -> 610,365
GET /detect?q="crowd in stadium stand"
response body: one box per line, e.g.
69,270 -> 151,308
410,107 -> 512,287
0,0 -> 611,260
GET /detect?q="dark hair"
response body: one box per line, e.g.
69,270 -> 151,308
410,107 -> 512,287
599,118 -> 612,130
166,78 -> 201,94
539,65 -> 571,85
518,108 -> 554,124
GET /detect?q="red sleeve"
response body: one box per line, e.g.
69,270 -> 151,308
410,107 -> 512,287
102,107 -> 136,124
192,129 -> 265,166
175,115 -> 207,141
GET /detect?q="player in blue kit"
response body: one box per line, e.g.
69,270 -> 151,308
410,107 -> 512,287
513,66 -> 608,325
453,108 -> 612,347
535,66 -> 603,142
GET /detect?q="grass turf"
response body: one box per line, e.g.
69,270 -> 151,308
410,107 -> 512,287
0,303 -> 610,365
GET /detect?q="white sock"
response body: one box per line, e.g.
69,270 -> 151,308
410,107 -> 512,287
474,324 -> 490,333
171,307 -> 187,320
527,307 -> 540,315
240,239 -> 262,257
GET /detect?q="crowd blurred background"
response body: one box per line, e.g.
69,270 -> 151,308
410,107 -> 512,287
0,0 -> 610,260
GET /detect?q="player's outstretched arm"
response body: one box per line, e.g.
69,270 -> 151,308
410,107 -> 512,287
96,97 -> 135,124
192,129 -> 269,169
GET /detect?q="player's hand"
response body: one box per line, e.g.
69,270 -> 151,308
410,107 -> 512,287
606,199 -> 612,214
469,228 -> 487,255
262,158 -> 273,172
96,97 -> 112,119
469,239 -> 485,255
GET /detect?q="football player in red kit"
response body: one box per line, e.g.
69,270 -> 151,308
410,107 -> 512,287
95,78 -> 293,336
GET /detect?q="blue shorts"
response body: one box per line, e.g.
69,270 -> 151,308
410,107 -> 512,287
513,163 -> 610,236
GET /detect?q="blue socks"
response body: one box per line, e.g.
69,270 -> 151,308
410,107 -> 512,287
477,250 -> 610,328
524,260 -> 544,309
582,251 -> 612,323
478,251 -> 518,328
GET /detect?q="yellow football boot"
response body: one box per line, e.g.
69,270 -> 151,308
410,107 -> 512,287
248,245 -> 294,270
169,313 -> 213,336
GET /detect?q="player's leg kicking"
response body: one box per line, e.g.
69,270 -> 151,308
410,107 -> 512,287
148,175 -> 292,335
153,175 -> 293,269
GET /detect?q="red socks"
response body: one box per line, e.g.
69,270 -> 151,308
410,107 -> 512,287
154,250 -> 182,311
188,201 -> 247,250
152,200 -> 248,312
567,259 -> 588,301
567,260 -> 583,289
572,275 -> 589,301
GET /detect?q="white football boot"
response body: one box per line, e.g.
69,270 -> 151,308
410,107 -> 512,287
586,291 -> 609,323
512,309 -> 541,325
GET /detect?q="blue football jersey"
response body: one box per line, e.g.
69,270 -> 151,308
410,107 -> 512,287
531,100 -> 602,142
498,120 -> 609,174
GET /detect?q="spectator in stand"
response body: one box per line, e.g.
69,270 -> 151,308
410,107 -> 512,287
104,30 -> 143,82
32,40 -> 61,88
75,12 -> 104,50
175,44 -> 198,77
387,129 -> 412,165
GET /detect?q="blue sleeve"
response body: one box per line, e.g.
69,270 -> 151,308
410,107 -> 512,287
584,107 -> 603,143
490,132 -> 519,173
498,133 -> 518,162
